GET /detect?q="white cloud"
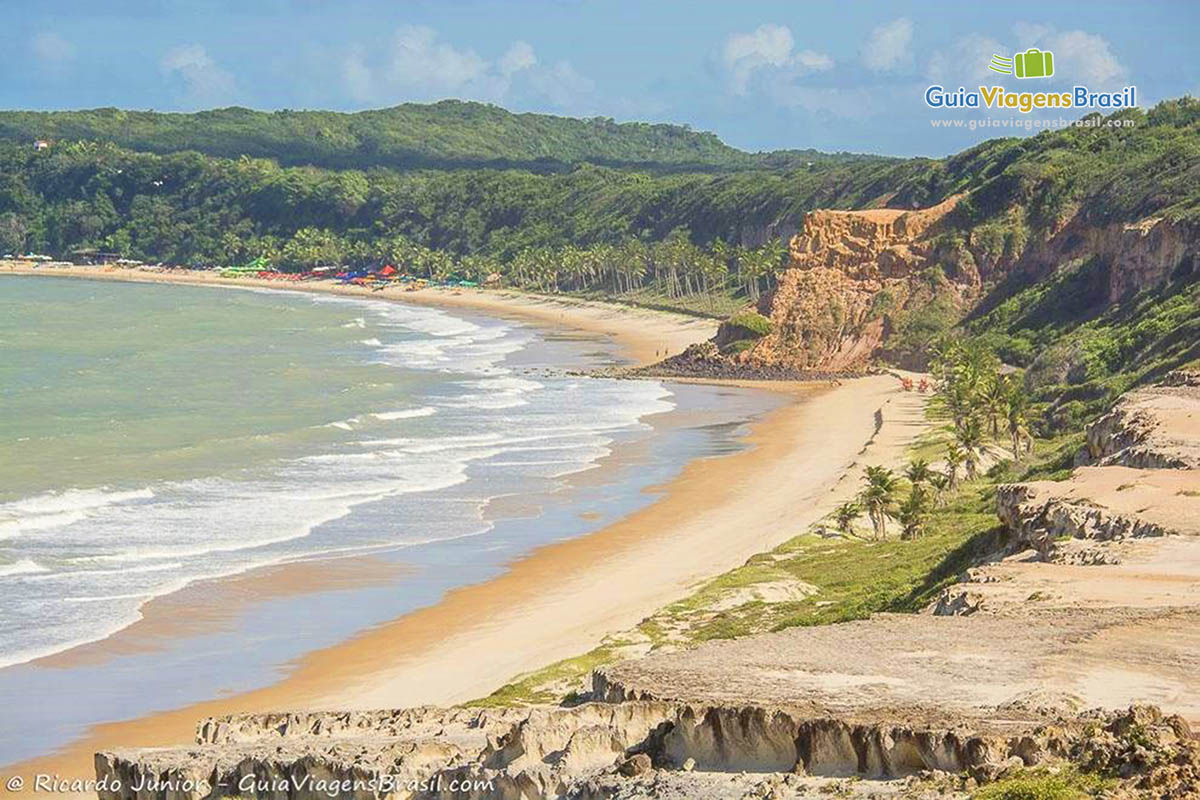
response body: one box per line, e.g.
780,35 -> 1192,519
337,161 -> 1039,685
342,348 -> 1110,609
499,41 -> 537,77
161,44 -> 235,104
926,33 -> 1008,83
340,27 -> 597,113
30,32 -> 76,68
861,17 -> 913,72
720,23 -> 833,95
795,50 -> 835,71
1012,22 -> 1051,44
767,85 -> 878,120
342,48 -> 374,103
388,25 -> 489,93
1038,29 -> 1126,86
527,60 -> 594,108
925,25 -> 1127,90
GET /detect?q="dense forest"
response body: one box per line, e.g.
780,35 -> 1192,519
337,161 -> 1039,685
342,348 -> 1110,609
0,101 -> 884,173
0,98 -> 1197,318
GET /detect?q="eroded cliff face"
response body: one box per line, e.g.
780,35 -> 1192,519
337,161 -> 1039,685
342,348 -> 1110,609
94,700 -> 1199,799
1025,214 -> 1200,303
720,198 -> 1198,374
735,197 -> 965,372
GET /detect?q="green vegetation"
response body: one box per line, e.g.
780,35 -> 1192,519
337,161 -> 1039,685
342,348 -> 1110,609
971,767 -> 1115,800
2,98 -> 1197,334
1,98 -> 1196,394
0,101 -> 891,173
724,310 -> 773,337
966,257 -> 1200,432
470,335 -> 1095,707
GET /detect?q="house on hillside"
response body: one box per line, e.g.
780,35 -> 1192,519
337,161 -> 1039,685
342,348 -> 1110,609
33,140 -> 51,151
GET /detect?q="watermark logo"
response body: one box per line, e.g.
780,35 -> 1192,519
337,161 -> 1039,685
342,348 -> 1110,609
989,49 -> 1055,79
924,44 -> 1135,114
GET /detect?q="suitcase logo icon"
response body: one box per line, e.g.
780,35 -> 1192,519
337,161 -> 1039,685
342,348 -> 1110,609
989,49 -> 1054,79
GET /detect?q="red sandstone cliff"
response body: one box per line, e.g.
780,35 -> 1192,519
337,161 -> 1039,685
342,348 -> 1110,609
740,196 -> 964,371
722,196 -> 1197,373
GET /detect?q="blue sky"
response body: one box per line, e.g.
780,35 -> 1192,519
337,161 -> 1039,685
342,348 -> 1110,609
3,0 -> 1197,157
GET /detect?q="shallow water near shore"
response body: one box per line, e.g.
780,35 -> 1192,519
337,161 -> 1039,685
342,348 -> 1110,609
0,276 -> 779,765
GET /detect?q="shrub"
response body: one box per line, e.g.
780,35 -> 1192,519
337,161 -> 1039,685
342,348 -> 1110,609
973,768 -> 1113,800
725,311 -> 772,338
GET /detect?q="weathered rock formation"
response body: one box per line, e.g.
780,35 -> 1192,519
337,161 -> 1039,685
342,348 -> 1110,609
689,198 -> 1199,376
94,696 -> 1199,799
995,480 -> 1170,558
1023,214 -> 1200,303
739,198 -> 963,372
1083,373 -> 1200,469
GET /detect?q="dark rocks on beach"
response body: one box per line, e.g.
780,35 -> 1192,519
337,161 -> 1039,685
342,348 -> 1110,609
624,343 -> 873,382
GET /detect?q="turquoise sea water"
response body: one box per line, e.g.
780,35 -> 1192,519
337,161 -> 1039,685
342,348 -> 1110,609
0,276 -> 683,666
0,275 -> 778,765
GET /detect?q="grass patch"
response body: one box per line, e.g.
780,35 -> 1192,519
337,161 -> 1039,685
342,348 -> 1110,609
649,474 -> 1005,641
725,310 -> 773,337
972,767 -> 1115,800
465,641 -> 629,708
469,425 -> 1082,707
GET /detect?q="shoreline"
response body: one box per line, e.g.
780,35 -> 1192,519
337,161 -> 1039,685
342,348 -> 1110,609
0,264 -> 715,368
0,266 -> 929,790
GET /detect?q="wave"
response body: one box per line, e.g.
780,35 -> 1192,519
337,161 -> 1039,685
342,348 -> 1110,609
0,559 -> 49,578
0,488 -> 154,539
0,291 -> 679,672
372,407 -> 437,421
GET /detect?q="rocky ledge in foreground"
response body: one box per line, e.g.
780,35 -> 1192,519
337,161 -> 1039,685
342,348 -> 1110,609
96,698 -> 1197,800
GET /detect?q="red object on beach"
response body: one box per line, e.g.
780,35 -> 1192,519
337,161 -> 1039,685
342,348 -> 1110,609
379,265 -> 398,277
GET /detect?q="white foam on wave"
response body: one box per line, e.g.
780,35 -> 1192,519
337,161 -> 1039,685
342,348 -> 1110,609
0,559 -> 49,578
0,292 -> 683,671
372,407 -> 437,421
0,488 -> 154,539
439,375 -> 543,410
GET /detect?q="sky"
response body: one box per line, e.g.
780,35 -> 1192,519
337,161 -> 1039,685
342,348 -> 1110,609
2,0 -> 1197,157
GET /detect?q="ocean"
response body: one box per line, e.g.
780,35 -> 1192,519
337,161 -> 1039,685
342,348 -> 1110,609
0,275 -> 777,764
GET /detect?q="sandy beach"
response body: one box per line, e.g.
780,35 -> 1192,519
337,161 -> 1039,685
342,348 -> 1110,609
0,265 -> 928,790
0,263 -> 712,368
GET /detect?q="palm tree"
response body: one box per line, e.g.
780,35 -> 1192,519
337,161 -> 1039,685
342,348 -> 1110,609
982,376 -> 1008,437
927,471 -> 949,505
905,458 -> 932,486
945,443 -> 964,490
1005,382 -> 1031,462
859,465 -> 898,541
897,485 -> 932,540
957,417 -> 983,480
834,501 -> 860,535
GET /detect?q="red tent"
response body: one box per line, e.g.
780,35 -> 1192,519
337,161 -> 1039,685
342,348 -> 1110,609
379,264 -> 398,277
